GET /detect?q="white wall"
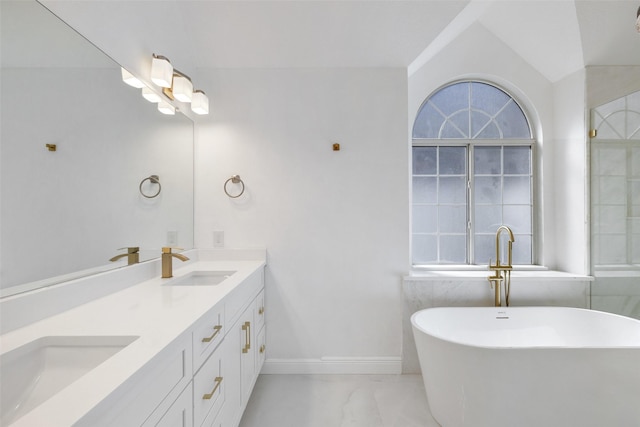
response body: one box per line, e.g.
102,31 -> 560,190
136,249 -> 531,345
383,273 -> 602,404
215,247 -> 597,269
551,70 -> 588,274
194,68 -> 409,371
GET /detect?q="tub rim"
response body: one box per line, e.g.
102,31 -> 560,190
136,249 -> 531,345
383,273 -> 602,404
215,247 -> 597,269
410,306 -> 640,350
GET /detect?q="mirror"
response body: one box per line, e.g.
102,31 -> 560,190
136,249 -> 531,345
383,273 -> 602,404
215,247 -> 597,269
0,0 -> 194,297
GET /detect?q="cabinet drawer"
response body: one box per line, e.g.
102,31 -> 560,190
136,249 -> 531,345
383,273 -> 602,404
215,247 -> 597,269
194,345 -> 225,426
79,334 -> 192,427
150,382 -> 193,427
225,268 -> 263,325
193,304 -> 225,370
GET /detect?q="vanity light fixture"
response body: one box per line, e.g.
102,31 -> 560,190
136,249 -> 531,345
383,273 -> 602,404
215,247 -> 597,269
157,100 -> 176,115
191,90 -> 210,115
121,54 -> 210,115
121,67 -> 145,88
141,86 -> 162,103
151,54 -> 173,88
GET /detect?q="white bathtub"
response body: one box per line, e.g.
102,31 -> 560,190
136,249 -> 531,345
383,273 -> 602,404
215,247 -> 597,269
411,307 -> 640,427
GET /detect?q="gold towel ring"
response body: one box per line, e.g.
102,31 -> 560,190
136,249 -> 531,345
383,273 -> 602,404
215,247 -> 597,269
139,175 -> 161,198
224,175 -> 245,198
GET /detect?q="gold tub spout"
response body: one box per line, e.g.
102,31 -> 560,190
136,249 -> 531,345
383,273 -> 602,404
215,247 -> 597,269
488,226 -> 515,307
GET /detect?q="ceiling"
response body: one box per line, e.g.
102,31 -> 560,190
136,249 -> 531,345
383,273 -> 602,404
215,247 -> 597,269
27,0 -> 640,82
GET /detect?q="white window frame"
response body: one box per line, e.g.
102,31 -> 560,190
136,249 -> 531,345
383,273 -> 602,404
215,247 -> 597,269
411,81 -> 537,269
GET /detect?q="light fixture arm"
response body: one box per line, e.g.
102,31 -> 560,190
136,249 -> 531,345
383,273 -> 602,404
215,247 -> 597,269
173,69 -> 191,82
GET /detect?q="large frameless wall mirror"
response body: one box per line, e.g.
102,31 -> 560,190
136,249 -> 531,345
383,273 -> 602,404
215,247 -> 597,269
590,89 -> 640,319
0,0 -> 194,297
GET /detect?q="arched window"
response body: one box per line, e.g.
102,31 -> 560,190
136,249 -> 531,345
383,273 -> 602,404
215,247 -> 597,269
412,81 -> 534,266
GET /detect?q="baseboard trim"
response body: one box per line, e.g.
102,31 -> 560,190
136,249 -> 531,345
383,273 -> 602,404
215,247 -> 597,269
261,357 -> 402,375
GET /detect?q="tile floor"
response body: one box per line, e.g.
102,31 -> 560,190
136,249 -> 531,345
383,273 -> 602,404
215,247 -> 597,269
238,374 -> 440,427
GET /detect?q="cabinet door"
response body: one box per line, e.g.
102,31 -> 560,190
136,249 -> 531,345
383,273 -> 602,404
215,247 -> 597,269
256,326 -> 266,374
254,290 -> 265,333
239,305 -> 256,407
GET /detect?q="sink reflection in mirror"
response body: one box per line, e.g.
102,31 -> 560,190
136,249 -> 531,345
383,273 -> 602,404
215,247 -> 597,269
0,335 -> 139,425
165,271 -> 237,286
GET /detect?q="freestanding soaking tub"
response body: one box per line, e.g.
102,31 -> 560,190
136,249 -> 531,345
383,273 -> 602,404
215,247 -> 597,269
411,307 -> 640,427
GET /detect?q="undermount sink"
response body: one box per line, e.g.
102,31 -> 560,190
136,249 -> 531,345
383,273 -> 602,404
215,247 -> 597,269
0,335 -> 138,425
165,270 -> 236,286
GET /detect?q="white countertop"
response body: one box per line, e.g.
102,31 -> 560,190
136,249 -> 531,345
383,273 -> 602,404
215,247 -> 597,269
1,257 -> 265,426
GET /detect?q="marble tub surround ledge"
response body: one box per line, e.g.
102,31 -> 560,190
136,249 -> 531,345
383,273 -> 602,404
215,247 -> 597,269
402,270 -> 593,373
0,249 -> 266,426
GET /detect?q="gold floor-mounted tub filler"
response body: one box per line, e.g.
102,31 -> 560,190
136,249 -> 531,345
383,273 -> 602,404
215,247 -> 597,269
488,225 -> 515,307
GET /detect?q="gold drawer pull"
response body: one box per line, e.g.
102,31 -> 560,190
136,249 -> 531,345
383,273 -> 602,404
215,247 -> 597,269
259,344 -> 266,354
203,376 -> 223,400
242,321 -> 251,353
202,325 -> 222,343
258,307 -> 265,315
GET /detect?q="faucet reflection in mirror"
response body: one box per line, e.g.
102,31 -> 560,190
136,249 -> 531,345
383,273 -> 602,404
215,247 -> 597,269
109,247 -> 140,266
121,54 -> 209,116
488,225 -> 515,307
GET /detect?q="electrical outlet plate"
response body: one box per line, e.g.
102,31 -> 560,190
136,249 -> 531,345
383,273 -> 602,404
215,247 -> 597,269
213,231 -> 224,248
167,231 -> 178,246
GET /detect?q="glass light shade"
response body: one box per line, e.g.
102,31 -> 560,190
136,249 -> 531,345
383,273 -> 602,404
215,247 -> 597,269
151,55 -> 173,88
141,87 -> 162,103
157,100 -> 176,115
191,90 -> 209,115
173,75 -> 193,103
121,68 -> 144,88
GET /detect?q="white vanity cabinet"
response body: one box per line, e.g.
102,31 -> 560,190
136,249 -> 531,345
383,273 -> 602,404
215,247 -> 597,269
75,265 -> 265,427
212,272 -> 265,427
194,266 -> 266,427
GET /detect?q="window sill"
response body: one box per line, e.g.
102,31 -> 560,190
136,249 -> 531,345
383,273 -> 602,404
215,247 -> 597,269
406,266 -> 593,282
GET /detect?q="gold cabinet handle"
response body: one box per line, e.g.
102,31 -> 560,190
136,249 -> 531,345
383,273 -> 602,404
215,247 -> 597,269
259,344 -> 266,354
258,307 -> 265,315
202,376 -> 223,400
201,325 -> 222,343
242,321 -> 251,353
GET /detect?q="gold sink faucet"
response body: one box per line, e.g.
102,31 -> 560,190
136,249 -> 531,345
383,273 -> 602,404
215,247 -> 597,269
109,247 -> 140,265
161,247 -> 189,278
488,225 -> 515,307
